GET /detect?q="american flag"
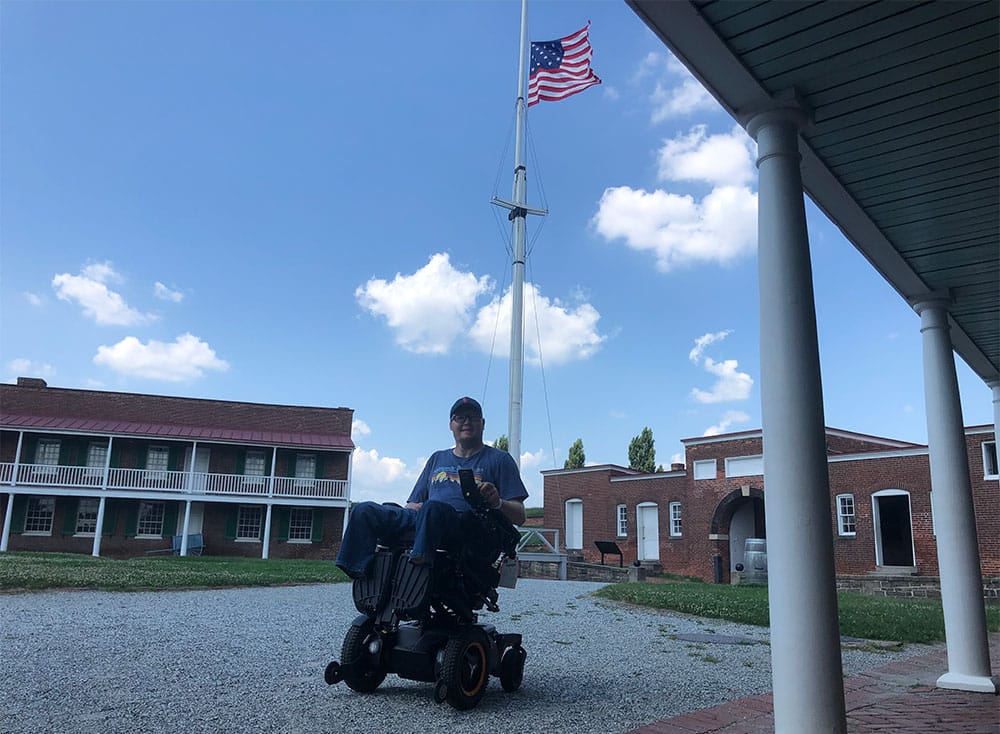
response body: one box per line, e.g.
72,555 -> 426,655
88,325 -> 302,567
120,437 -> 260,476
528,23 -> 601,107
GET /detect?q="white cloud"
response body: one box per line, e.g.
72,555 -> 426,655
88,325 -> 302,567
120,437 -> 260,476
4,358 -> 55,383
52,262 -> 153,326
651,80 -> 717,122
703,410 -> 751,437
24,292 -> 43,306
469,282 -> 605,365
689,329 -> 733,364
356,253 -> 492,355
93,333 -> 228,381
688,331 -> 753,404
154,282 -> 184,303
658,125 -> 756,187
352,419 -> 372,438
349,447 -> 417,504
593,184 -> 757,272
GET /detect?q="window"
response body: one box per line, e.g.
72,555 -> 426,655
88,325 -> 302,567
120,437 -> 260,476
146,446 -> 169,471
136,501 -> 165,537
236,506 -> 263,540
836,494 -> 856,536
289,508 -> 313,541
35,439 -> 61,465
295,454 -> 316,479
693,459 -> 716,480
616,504 -> 627,537
725,455 -> 763,478
669,502 -> 682,537
75,498 -> 100,535
983,441 -> 998,479
245,450 -> 267,476
24,497 -> 55,534
86,443 -> 108,468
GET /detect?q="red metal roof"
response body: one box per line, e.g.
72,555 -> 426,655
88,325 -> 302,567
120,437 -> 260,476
0,413 -> 354,450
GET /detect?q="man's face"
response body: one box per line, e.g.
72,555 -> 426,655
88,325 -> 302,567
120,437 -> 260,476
450,410 -> 484,445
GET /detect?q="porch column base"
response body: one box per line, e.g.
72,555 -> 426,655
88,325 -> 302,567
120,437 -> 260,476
936,671 -> 999,694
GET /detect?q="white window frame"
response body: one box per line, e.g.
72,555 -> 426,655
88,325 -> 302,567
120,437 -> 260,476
836,494 -> 856,536
983,440 -> 998,480
33,439 -> 61,480
669,501 -> 682,537
288,507 -> 313,542
725,455 -> 763,478
85,442 -> 108,481
75,498 -> 100,536
693,459 -> 717,480
23,496 -> 55,535
146,446 -> 170,479
243,450 -> 267,485
136,501 -> 165,538
236,505 -> 263,541
615,504 -> 627,537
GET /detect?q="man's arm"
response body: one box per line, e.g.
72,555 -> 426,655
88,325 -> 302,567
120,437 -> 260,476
496,497 -> 526,526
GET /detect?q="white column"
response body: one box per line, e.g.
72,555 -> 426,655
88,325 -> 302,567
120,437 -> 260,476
91,496 -> 106,557
746,103 -> 846,734
0,493 -> 14,552
262,504 -> 273,560
910,295 -> 996,693
179,500 -> 193,557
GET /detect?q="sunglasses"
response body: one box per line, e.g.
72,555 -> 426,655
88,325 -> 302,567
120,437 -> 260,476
451,414 -> 481,424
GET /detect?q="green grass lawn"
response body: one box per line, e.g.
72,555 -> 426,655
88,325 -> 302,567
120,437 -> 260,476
596,581 -> 1000,644
0,551 -> 348,591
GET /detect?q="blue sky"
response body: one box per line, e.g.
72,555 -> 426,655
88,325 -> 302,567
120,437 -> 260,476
2,1 -> 992,507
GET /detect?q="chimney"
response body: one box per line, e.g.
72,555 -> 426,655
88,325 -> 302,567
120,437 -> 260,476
671,462 -> 684,472
16,377 -> 47,388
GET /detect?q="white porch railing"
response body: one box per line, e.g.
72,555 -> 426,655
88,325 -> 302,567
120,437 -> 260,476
516,526 -> 567,580
0,463 -> 348,500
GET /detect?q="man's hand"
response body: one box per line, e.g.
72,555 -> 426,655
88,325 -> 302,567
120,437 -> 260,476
477,482 -> 502,510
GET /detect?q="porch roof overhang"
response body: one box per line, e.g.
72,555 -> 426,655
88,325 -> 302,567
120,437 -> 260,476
0,413 -> 355,451
627,0 -> 999,384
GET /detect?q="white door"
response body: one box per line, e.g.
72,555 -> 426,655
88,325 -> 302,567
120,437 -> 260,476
637,503 -> 659,561
182,447 -> 211,492
564,499 -> 583,549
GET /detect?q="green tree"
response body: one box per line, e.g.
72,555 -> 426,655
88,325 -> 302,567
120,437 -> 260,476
628,427 -> 656,473
493,434 -> 509,453
564,438 -> 586,469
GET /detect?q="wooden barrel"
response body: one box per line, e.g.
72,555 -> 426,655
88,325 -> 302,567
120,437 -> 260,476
743,538 -> 768,584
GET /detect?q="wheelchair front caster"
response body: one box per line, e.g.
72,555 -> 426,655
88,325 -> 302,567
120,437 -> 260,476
433,679 -> 449,704
339,621 -> 387,693
438,628 -> 490,710
499,645 -> 526,692
324,661 -> 343,685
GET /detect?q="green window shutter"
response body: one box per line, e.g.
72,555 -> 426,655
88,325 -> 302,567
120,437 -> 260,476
224,507 -> 238,540
315,455 -> 326,479
276,506 -> 290,541
22,435 -> 37,464
110,442 -> 122,468
62,498 -> 79,535
124,502 -> 139,537
311,509 -> 323,542
76,440 -> 88,466
163,502 -> 178,536
101,501 -> 117,537
258,507 -> 266,540
236,451 -> 246,475
167,446 -> 183,472
286,453 -> 297,477
57,441 -> 71,466
10,496 -> 27,533
136,445 -> 148,470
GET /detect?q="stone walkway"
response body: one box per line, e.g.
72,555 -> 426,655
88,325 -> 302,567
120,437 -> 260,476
627,636 -> 1000,733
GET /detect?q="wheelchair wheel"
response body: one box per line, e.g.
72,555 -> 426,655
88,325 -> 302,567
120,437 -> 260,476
340,621 -> 387,693
499,645 -> 526,692
439,628 -> 490,710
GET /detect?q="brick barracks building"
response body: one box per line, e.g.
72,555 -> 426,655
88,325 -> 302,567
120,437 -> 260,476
0,378 -> 354,559
543,426 -> 999,584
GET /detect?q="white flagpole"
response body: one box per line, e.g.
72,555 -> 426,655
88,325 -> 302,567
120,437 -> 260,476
491,0 -> 547,468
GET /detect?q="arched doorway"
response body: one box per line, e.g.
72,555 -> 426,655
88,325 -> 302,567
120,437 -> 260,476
710,487 -> 766,576
564,498 -> 583,550
872,489 -> 915,569
636,502 -> 659,561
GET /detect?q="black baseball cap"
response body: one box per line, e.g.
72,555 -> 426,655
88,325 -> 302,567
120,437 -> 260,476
450,396 -> 483,418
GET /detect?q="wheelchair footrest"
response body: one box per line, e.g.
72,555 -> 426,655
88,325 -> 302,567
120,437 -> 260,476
390,558 -> 432,619
352,549 -> 396,616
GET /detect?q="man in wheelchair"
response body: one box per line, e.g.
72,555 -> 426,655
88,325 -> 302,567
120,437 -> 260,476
326,396 -> 529,709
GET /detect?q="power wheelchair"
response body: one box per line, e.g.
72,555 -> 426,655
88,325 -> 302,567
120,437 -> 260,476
324,469 -> 527,710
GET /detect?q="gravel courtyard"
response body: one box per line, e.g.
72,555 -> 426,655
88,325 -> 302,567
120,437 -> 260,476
0,579 -> 939,734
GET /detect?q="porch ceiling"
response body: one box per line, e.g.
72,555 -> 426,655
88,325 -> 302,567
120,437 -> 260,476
627,0 -> 999,383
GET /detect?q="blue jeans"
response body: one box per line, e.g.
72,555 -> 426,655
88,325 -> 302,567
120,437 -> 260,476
335,500 -> 467,579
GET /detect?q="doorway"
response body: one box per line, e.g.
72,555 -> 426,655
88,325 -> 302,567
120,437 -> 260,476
564,499 -> 583,550
872,490 -> 914,567
637,502 -> 659,561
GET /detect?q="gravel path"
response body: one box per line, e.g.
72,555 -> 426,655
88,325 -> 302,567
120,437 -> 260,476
0,580 -> 939,734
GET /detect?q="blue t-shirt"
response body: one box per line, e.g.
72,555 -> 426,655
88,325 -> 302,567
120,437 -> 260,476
407,445 -> 528,513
